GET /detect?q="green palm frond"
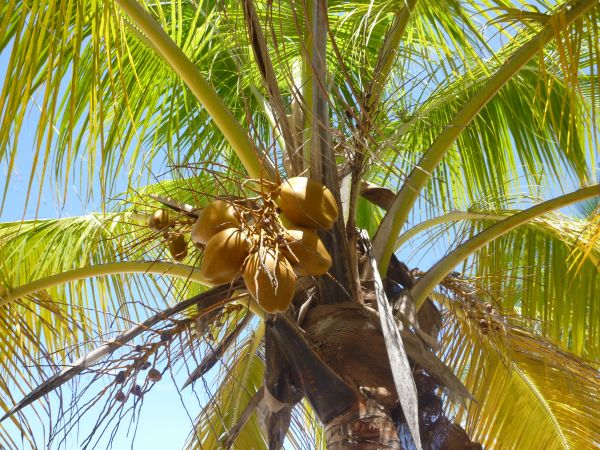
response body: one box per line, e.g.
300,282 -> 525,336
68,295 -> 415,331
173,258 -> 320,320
437,288 -> 600,450
0,212 -> 194,309
470,210 -> 600,360
0,0 -> 275,210
0,294 -> 81,448
371,0 -> 599,271
0,207 -> 206,445
396,197 -> 600,360
0,181 -> 229,357
373,37 -> 596,221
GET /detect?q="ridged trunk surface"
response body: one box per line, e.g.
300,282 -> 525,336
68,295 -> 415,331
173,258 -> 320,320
303,302 -> 482,450
325,396 -> 401,449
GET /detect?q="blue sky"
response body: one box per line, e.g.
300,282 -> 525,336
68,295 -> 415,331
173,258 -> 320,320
2,5 -> 598,448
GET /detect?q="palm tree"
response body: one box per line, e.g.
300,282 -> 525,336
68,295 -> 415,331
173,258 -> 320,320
1,0 -> 599,448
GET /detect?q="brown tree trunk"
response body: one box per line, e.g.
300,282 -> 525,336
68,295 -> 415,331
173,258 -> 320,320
302,302 -> 482,450
325,395 -> 401,449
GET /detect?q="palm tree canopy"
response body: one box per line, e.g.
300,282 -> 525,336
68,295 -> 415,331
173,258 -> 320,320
0,0 -> 599,448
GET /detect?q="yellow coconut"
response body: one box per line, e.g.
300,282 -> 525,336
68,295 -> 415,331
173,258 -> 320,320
168,233 -> 188,262
148,209 -> 171,232
191,199 -> 240,245
200,228 -> 250,284
243,249 -> 297,313
277,213 -> 295,229
283,227 -> 332,276
278,177 -> 339,230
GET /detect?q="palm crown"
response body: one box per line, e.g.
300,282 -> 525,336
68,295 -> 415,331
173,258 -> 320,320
0,0 -> 599,448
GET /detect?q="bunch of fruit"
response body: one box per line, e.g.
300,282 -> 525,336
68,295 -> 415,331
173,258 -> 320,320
147,209 -> 188,262
190,177 -> 339,313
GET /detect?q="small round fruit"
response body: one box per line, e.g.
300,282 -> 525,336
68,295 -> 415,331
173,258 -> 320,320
168,233 -> 188,261
160,332 -> 172,342
148,209 -> 171,232
283,227 -> 332,276
131,384 -> 143,398
191,200 -> 240,245
147,368 -> 162,382
200,228 -> 251,285
278,177 -> 339,230
243,249 -> 297,313
115,371 -> 127,384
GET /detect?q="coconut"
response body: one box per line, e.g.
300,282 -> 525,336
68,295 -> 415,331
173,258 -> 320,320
115,391 -> 126,402
278,177 -> 339,230
131,384 -> 143,397
115,371 -> 127,384
148,209 -> 171,232
200,228 -> 251,285
283,227 -> 332,276
191,199 -> 240,245
168,233 -> 188,261
243,249 -> 297,313
147,368 -> 162,382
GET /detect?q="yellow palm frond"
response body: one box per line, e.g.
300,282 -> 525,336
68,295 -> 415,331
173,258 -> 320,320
437,288 -> 600,450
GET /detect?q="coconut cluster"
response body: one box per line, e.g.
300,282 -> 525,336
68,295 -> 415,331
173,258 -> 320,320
147,209 -> 189,262
150,177 -> 335,313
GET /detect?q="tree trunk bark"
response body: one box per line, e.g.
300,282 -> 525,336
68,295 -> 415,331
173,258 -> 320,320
325,396 -> 401,449
302,302 -> 481,450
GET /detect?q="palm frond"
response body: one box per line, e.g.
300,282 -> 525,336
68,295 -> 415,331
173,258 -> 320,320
371,0 -> 599,271
396,194 -> 600,361
469,208 -> 600,360
437,287 -> 600,449
0,197 -> 206,445
187,321 -> 266,449
0,0 -> 277,211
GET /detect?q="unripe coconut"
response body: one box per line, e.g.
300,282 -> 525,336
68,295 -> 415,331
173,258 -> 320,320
191,200 -> 240,245
148,209 -> 171,232
115,371 -> 127,384
283,227 -> 332,276
131,384 -> 143,398
243,249 -> 297,313
278,177 -> 339,230
115,390 -> 126,402
147,368 -> 162,382
168,233 -> 188,261
200,228 -> 251,285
